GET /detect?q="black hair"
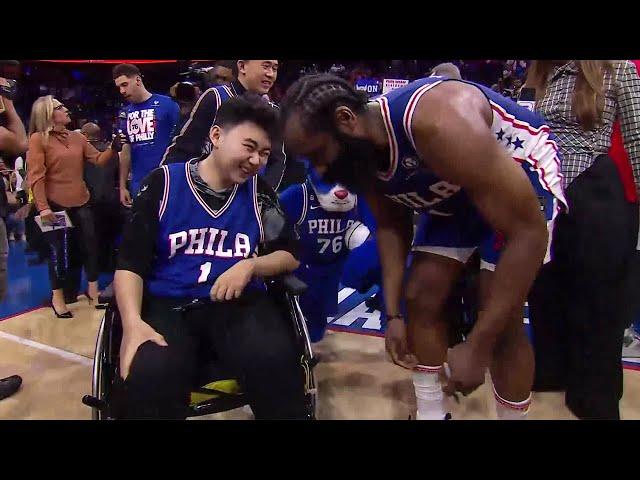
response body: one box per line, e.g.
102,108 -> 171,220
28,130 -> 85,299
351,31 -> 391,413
112,63 -> 142,80
175,82 -> 197,103
280,74 -> 368,132
215,93 -> 280,142
230,60 -> 240,78
216,60 -> 237,74
430,62 -> 462,80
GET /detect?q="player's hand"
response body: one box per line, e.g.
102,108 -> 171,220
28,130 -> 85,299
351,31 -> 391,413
385,317 -> 418,369
441,340 -> 491,397
40,208 -> 56,224
120,188 -> 133,208
119,317 -> 168,381
210,259 -> 255,302
15,203 -> 32,220
110,134 -> 123,153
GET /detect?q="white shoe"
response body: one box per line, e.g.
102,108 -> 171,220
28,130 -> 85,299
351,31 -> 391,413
623,329 -> 640,358
412,412 -> 452,420
242,405 -> 254,418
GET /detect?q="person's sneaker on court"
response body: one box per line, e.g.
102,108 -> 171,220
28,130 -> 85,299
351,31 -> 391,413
0,375 -> 23,401
623,328 -> 640,358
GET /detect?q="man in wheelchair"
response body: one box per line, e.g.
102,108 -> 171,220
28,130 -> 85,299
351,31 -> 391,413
112,94 -> 309,419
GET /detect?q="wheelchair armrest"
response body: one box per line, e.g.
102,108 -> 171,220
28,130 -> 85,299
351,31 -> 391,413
281,274 -> 308,296
267,274 -> 308,296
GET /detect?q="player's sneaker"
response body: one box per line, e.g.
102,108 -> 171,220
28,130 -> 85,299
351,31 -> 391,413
0,375 -> 22,401
409,412 -> 452,420
622,328 -> 640,358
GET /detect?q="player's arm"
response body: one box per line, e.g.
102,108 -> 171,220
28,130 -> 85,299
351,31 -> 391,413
0,89 -> 28,155
115,168 -> 164,321
119,143 -> 132,207
115,168 -> 167,379
82,135 -> 119,166
412,82 -> 548,356
365,185 -> 413,319
161,88 -> 220,165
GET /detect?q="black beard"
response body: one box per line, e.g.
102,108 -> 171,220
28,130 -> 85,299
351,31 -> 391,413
322,133 -> 381,193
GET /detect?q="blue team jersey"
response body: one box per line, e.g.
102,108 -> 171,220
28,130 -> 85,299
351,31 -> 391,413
357,196 -> 377,233
119,93 -> 180,193
279,178 -> 360,270
146,160 -> 263,299
373,77 -> 567,218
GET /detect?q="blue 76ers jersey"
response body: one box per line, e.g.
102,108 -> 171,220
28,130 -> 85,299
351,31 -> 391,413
118,93 -> 180,194
279,178 -> 360,268
374,77 -> 567,217
146,160 -> 263,299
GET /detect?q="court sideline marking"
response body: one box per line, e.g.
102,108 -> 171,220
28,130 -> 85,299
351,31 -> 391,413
0,330 -> 93,366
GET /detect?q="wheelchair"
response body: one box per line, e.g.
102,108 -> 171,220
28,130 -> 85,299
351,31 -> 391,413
82,274 -> 318,420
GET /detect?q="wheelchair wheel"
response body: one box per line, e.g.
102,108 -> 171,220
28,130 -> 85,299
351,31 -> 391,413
287,292 -> 317,419
83,313 -> 108,420
83,305 -> 121,420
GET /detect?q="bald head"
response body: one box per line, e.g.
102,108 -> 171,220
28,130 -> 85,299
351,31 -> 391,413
81,122 -> 101,141
430,62 -> 462,80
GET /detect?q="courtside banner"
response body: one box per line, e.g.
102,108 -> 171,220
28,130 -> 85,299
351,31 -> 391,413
382,78 -> 409,94
355,78 -> 381,97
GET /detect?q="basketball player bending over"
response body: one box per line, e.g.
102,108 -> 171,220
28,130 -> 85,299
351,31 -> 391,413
280,75 -> 566,420
113,95 -> 307,419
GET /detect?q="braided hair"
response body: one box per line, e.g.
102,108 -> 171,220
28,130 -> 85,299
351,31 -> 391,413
280,74 -> 369,132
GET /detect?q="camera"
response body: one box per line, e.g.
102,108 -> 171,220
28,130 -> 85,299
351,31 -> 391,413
0,60 -> 19,115
178,65 -> 213,92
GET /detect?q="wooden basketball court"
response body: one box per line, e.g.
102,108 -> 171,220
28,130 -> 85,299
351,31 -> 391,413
1,300 -> 639,420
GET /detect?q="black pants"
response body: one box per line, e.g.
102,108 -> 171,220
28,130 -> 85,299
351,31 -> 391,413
529,155 -> 638,419
92,199 -> 124,273
45,201 -> 99,290
113,290 -> 308,419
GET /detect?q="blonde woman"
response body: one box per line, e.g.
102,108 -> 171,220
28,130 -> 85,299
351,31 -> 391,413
525,61 -> 640,419
26,96 -> 121,318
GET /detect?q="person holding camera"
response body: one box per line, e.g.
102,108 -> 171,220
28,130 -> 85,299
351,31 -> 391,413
0,76 -> 27,301
169,82 -> 199,136
206,60 -> 235,87
0,73 -> 27,401
26,96 -> 121,318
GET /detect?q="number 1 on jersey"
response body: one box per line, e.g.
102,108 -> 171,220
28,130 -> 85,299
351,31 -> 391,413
198,262 -> 212,283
